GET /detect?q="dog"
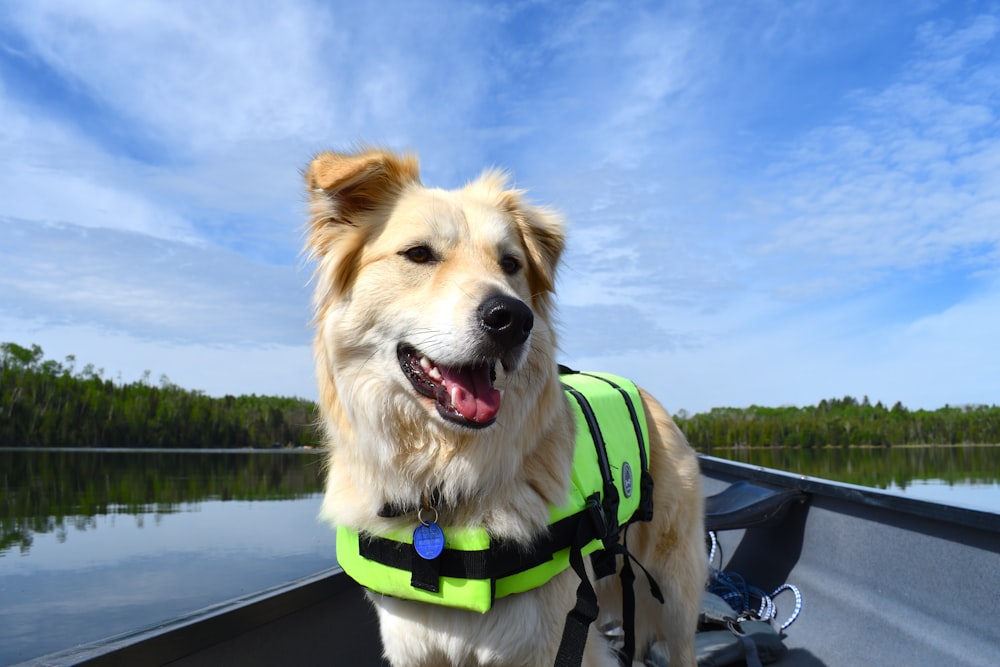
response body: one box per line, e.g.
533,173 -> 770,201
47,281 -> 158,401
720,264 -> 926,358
304,147 -> 705,667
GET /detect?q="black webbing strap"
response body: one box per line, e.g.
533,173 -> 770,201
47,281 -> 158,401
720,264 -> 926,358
411,548 -> 442,592
552,502 -> 666,666
614,527 -> 666,664
559,377 -> 628,666
357,510 -> 589,592
590,549 -> 617,580
554,512 -> 601,667
619,543 -> 637,663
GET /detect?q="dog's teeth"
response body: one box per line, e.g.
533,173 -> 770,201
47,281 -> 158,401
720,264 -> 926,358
418,355 -> 443,382
419,357 -> 443,381
450,386 -> 462,407
420,357 -> 443,382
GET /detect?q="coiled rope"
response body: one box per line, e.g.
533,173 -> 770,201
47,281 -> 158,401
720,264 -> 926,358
706,531 -> 803,631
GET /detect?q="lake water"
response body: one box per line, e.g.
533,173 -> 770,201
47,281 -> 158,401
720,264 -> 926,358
703,443 -> 1000,513
0,449 -> 335,665
2,445 -> 998,664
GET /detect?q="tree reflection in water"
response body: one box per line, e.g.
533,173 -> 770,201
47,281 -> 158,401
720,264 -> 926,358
1,449 -> 325,555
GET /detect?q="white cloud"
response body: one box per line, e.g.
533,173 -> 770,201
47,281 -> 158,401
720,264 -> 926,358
726,12 -> 1000,311
4,2 -> 341,150
0,77 -> 203,243
551,9 -> 1000,417
1,1 -> 998,412
0,167 -> 201,244
3,0 -> 513,168
0,218 -> 311,346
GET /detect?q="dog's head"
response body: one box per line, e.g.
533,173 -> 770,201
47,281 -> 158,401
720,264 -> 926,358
305,148 -> 565,444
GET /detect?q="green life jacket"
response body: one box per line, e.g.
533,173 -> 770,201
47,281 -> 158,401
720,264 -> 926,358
334,369 -> 655,614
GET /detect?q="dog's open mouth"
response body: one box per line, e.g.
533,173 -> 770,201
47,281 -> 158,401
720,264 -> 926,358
397,344 -> 500,429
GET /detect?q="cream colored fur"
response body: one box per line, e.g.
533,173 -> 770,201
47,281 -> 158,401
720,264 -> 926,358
305,147 -> 704,667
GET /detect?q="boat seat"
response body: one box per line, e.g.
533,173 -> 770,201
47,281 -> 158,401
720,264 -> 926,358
704,480 -> 807,532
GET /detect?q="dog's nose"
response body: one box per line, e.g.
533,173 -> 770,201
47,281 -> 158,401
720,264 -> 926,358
478,295 -> 533,349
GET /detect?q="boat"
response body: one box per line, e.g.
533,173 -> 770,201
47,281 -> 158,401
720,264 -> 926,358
17,455 -> 999,667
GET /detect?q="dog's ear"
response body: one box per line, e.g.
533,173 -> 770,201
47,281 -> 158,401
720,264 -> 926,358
502,190 -> 565,310
305,148 -> 420,295
306,149 -> 420,220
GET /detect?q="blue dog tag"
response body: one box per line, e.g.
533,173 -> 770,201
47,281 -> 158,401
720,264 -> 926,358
413,521 -> 445,560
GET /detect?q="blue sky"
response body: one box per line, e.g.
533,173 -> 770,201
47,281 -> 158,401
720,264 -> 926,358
2,1 -> 998,414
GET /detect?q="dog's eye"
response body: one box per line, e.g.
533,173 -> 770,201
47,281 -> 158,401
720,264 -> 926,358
500,255 -> 522,275
401,246 -> 435,264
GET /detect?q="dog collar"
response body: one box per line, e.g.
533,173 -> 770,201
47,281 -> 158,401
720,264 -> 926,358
377,488 -> 447,519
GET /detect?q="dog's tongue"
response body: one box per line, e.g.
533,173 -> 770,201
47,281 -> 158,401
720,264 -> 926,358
437,363 -> 501,423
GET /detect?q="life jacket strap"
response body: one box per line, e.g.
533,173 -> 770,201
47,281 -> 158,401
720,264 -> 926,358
554,511 -> 601,667
357,505 -> 596,594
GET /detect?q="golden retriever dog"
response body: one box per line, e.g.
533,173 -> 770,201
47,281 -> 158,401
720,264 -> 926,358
304,147 -> 704,667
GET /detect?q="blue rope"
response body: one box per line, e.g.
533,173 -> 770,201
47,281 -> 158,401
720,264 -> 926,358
709,569 -> 770,619
706,532 -> 803,630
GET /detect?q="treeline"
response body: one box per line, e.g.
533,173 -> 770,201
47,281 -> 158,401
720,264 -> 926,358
1,342 -> 320,449
6,341 -> 999,450
675,396 -> 1000,450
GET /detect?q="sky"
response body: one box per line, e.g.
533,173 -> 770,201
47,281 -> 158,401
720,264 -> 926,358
2,1 -> 999,415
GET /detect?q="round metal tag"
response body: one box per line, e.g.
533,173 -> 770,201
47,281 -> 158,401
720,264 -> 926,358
413,521 -> 445,560
622,461 -> 633,498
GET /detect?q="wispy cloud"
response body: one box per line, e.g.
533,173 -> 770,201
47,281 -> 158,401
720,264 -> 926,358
0,1 -> 997,410
3,3 -> 339,150
0,218 -> 309,345
751,13 -> 1000,295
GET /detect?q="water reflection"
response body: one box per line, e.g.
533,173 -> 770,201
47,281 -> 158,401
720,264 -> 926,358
1,448 -> 325,556
0,449 -> 334,665
1,445 -> 997,663
702,444 -> 1000,511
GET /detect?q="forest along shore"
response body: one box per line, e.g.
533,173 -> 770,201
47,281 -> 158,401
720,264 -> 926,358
3,341 -> 999,450
1,342 -> 319,449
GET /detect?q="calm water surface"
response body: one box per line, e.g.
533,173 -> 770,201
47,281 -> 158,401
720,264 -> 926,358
0,449 -> 334,665
704,443 -> 1000,513
2,445 -> 998,664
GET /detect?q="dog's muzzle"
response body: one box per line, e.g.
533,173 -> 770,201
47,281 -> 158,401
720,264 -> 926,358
397,295 -> 534,429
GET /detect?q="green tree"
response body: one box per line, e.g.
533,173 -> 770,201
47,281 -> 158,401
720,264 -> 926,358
1,343 -> 321,449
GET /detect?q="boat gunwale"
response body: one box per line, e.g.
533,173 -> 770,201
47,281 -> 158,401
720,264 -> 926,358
13,567 -> 352,667
698,454 -> 999,535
